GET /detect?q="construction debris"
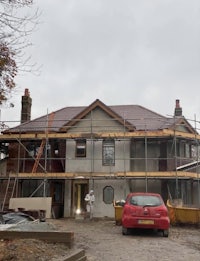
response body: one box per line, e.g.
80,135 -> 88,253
0,219 -> 75,260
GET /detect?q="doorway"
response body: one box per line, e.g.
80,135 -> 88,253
50,180 -> 64,218
72,180 -> 88,216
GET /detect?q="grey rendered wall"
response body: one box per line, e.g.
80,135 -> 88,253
89,179 -> 162,218
65,107 -> 131,173
193,181 -> 200,206
65,139 -> 130,173
129,179 -> 162,194
90,179 -> 130,218
64,180 -> 72,217
67,108 -> 126,133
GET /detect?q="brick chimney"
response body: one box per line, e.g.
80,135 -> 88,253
21,88 -> 32,123
174,99 -> 182,117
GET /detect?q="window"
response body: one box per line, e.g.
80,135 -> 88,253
102,139 -> 115,165
27,143 -> 43,157
191,144 -> 200,159
76,139 -> 86,157
103,186 -> 114,204
129,195 -> 162,207
185,143 -> 190,158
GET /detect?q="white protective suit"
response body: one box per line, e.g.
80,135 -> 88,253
85,190 -> 95,219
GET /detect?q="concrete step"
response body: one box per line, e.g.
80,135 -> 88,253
52,249 -> 87,261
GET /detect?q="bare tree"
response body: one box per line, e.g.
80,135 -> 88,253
0,42 -> 17,105
0,0 -> 39,105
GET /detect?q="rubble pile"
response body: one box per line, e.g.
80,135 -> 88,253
0,217 -> 72,261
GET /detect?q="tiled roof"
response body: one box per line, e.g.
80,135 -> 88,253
110,105 -> 173,130
5,101 -> 176,133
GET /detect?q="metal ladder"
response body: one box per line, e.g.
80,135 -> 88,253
1,177 -> 17,211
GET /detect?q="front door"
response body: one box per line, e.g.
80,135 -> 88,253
72,180 -> 88,216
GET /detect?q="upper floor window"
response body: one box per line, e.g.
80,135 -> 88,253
102,139 -> 115,165
27,143 -> 42,158
76,139 -> 86,157
185,143 -> 190,158
191,144 -> 200,160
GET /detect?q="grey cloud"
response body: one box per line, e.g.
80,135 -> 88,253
2,0 -> 200,130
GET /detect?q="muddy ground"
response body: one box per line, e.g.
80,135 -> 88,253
53,218 -> 200,261
0,218 -> 200,260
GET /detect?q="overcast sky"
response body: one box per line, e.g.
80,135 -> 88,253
1,0 -> 200,129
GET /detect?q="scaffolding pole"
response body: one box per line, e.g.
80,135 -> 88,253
145,125 -> 148,192
194,114 -> 200,207
174,116 -> 179,199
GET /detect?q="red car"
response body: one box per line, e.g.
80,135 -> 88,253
122,192 -> 170,237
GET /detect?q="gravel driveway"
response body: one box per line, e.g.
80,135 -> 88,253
51,218 -> 200,261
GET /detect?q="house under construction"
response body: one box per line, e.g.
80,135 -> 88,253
0,89 -> 200,218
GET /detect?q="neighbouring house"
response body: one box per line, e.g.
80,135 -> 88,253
0,89 -> 200,218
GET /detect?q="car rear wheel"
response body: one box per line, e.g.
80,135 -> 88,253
122,226 -> 130,235
163,229 -> 169,237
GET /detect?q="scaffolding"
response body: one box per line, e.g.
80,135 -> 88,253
0,115 -> 200,208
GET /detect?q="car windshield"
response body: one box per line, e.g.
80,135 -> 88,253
129,195 -> 162,207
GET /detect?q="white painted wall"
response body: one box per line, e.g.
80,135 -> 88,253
9,197 -> 52,218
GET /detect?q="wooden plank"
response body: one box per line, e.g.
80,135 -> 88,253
8,171 -> 199,179
0,230 -> 74,248
117,171 -> 198,179
1,129 -> 200,140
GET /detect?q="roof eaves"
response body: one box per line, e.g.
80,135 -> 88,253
167,116 -> 197,134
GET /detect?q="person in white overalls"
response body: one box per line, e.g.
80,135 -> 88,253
84,190 -> 95,219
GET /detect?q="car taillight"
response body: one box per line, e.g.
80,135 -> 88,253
157,209 -> 168,217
